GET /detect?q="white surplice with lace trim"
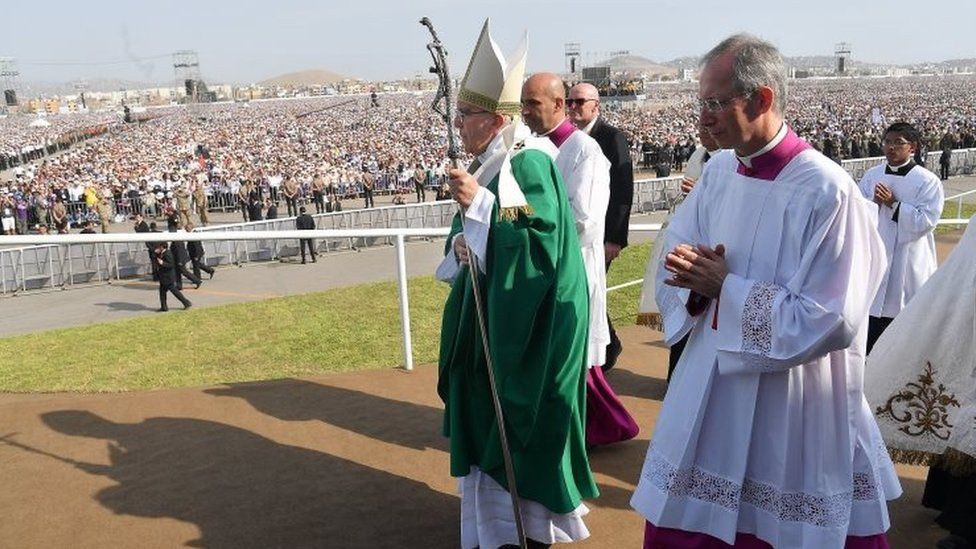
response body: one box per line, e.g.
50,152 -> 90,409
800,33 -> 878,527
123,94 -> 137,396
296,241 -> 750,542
630,149 -> 903,548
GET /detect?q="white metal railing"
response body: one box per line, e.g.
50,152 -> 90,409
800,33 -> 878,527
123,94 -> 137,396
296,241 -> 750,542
0,217 -> 971,372
0,228 -> 450,371
945,189 -> 976,219
0,201 -> 459,295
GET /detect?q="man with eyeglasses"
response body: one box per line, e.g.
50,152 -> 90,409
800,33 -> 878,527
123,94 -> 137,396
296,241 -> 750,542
631,33 -> 900,548
857,121 -> 943,353
568,82 -> 635,374
435,21 -> 597,549
521,72 -> 638,449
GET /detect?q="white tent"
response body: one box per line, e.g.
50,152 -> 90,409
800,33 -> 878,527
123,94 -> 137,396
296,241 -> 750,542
28,118 -> 51,128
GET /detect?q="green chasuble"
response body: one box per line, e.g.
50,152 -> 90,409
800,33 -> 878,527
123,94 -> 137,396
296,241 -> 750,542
438,148 -> 599,514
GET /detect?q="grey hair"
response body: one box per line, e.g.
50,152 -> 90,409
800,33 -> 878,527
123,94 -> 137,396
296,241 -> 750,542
701,33 -> 787,116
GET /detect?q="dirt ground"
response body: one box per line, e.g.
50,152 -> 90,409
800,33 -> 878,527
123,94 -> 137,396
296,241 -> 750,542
0,324 -> 949,548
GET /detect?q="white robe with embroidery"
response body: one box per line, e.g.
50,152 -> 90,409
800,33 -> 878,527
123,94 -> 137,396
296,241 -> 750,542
857,163 -> 943,318
866,214 -> 976,465
630,149 -> 902,548
554,130 -> 611,367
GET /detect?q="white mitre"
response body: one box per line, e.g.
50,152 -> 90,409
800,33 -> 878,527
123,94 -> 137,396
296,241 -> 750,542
458,19 -> 533,219
458,19 -> 526,117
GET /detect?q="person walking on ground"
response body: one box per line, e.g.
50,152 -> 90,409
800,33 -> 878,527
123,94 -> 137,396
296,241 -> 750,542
435,20 -> 598,548
168,225 -> 202,290
857,122 -> 943,353
134,213 -> 158,281
631,33 -> 900,547
521,72 -> 638,449
153,241 -> 191,312
184,223 -> 215,280
295,207 -> 317,264
567,82 -> 635,373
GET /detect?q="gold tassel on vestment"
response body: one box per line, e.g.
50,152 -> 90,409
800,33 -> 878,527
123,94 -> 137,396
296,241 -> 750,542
636,312 -> 663,332
498,205 -> 533,222
887,446 -> 976,476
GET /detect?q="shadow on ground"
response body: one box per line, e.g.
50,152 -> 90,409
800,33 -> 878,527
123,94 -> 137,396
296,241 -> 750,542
206,378 -> 448,452
39,409 -> 457,548
93,301 -> 156,312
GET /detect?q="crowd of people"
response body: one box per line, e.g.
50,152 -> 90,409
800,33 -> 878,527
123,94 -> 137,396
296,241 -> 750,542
602,75 -> 976,173
1,94 -> 455,235
2,75 -> 976,237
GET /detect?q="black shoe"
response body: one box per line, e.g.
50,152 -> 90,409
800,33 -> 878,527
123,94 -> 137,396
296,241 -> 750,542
183,304 -> 192,310
194,281 -> 202,289
156,308 -> 168,312
603,340 -> 623,373
312,257 -> 317,263
208,271 -> 214,280
301,259 -> 306,264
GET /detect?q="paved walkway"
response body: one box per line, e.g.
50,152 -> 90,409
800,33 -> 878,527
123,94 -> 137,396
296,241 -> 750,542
0,325 -> 948,548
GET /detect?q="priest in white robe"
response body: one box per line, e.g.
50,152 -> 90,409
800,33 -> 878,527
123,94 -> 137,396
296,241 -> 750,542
631,34 -> 901,549
521,72 -> 638,447
857,121 -> 944,353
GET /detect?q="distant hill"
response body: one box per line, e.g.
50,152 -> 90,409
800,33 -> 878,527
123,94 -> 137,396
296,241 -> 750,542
594,55 -> 677,77
258,69 -> 349,87
662,55 -> 976,73
22,78 -> 166,96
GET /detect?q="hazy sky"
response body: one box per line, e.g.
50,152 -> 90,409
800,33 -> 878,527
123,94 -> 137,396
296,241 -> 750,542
5,0 -> 975,85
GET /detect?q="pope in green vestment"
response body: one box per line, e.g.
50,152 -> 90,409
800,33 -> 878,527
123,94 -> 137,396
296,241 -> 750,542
438,143 -> 599,515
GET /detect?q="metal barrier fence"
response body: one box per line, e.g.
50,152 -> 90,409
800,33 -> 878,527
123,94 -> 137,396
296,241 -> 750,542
0,201 -> 458,296
840,149 -> 976,181
4,220 -> 971,370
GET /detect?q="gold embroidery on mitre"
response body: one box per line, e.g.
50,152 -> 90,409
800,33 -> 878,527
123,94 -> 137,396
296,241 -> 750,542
876,361 -> 961,441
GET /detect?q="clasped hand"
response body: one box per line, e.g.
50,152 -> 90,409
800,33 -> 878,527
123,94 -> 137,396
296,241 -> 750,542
873,183 -> 896,208
663,243 -> 728,299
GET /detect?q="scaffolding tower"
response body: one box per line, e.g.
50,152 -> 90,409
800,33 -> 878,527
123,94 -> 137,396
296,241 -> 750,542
0,57 -> 20,115
565,43 -> 581,76
173,50 -> 209,105
835,43 -> 852,75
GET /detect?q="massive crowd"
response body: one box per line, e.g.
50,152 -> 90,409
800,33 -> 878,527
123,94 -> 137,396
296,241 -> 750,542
603,74 -> 976,173
3,74 -> 976,234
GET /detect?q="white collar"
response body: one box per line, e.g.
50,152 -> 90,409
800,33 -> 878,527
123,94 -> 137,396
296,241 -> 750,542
736,123 -> 787,169
581,117 -> 598,135
476,130 -> 506,165
887,158 -> 913,170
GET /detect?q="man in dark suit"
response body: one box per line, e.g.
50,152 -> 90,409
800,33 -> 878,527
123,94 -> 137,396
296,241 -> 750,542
133,213 -> 157,281
295,206 -> 317,264
168,225 -> 202,290
184,223 -> 214,280
569,82 -> 634,371
153,241 -> 192,311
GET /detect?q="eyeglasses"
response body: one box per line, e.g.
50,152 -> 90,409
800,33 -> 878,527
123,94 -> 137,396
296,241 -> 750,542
455,109 -> 491,122
697,93 -> 752,113
566,98 -> 597,108
882,138 -> 912,148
